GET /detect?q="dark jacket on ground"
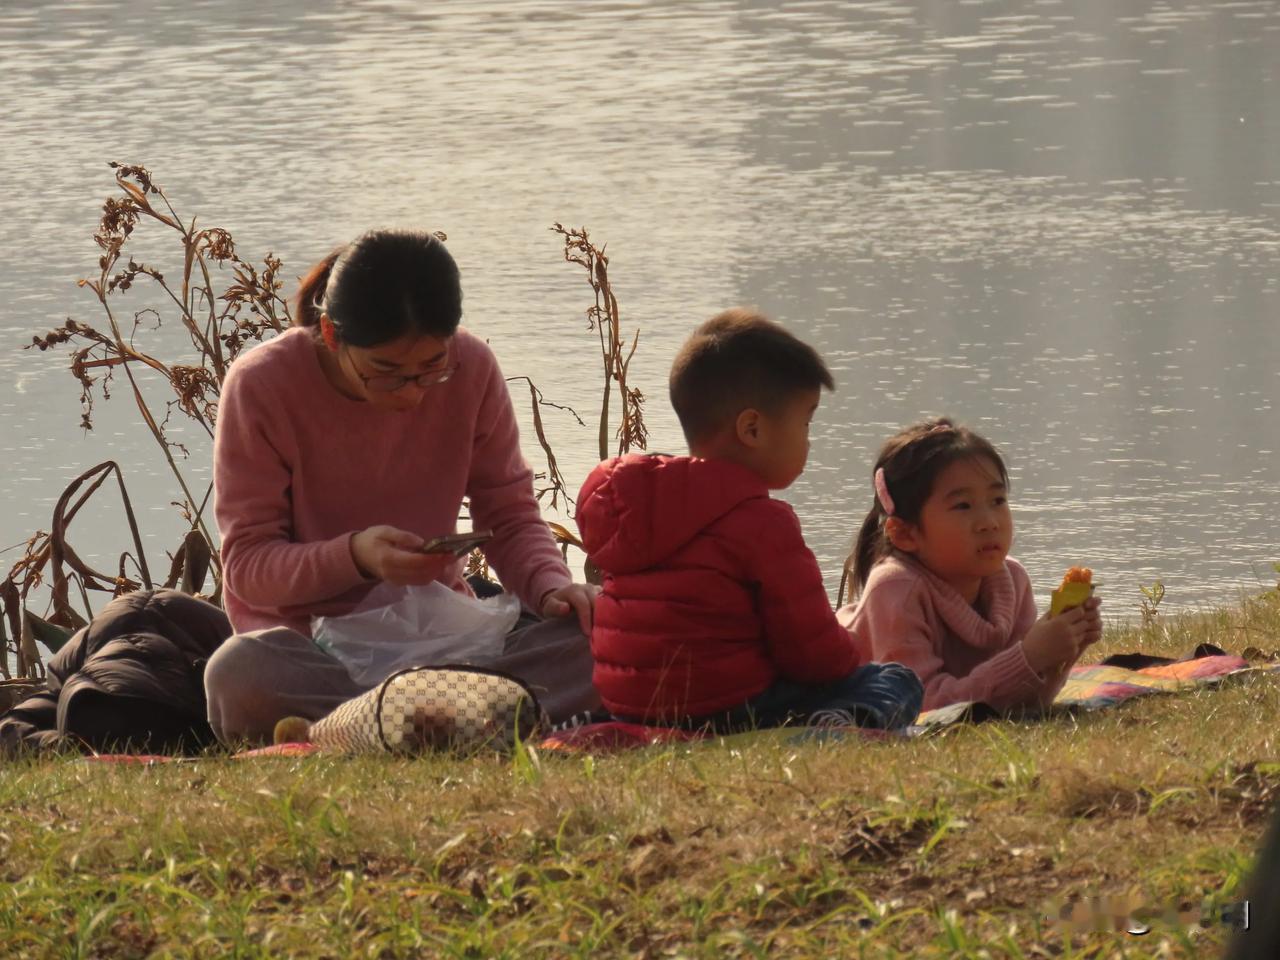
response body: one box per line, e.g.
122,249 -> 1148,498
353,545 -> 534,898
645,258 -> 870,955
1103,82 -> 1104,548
577,454 -> 863,721
0,590 -> 231,755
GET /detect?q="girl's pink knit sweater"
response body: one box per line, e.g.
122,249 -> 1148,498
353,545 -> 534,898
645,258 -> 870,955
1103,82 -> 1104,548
214,326 -> 572,637
836,554 -> 1068,711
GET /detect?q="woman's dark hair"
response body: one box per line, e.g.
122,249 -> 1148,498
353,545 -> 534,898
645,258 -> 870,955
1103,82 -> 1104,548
848,417 -> 1009,594
293,229 -> 462,347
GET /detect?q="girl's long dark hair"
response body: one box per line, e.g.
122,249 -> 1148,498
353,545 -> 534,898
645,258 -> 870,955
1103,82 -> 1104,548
848,417 -> 1009,595
292,229 -> 462,347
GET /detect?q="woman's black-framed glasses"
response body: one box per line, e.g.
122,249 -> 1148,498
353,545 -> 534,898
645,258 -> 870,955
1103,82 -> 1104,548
345,350 -> 458,393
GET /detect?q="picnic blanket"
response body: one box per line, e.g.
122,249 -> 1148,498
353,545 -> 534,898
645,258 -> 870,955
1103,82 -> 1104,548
75,647 -> 1277,762
80,742 -> 319,764
539,646 -> 1277,752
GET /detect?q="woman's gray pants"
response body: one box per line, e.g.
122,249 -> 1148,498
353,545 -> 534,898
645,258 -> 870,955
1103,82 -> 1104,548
204,615 -> 600,746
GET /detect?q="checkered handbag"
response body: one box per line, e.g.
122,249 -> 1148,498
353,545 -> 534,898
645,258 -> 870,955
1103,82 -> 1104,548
309,665 -> 546,754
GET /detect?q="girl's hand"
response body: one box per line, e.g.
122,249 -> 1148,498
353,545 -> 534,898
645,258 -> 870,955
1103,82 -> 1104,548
539,583 -> 602,635
1021,601 -> 1096,674
350,525 -> 458,585
1078,595 -> 1103,651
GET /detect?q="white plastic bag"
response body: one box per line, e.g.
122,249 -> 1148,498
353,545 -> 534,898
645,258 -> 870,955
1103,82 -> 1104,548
312,582 -> 521,686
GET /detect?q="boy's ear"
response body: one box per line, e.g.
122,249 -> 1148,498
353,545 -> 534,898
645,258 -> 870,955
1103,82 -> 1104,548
734,408 -> 763,448
884,516 -> 919,553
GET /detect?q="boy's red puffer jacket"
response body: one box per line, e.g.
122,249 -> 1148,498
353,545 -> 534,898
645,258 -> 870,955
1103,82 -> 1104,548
576,454 -> 862,720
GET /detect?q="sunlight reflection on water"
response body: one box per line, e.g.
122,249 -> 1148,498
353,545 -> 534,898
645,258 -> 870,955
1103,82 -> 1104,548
0,0 -> 1276,618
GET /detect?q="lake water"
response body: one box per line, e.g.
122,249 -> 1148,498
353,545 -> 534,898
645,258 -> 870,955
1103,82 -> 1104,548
1,0 -> 1277,626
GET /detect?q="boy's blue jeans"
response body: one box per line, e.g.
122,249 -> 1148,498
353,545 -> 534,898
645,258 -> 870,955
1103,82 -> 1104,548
726,662 -> 923,732
633,662 -> 923,734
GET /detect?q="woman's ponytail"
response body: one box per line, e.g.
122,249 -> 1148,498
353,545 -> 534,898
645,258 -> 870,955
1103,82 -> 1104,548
293,247 -> 344,328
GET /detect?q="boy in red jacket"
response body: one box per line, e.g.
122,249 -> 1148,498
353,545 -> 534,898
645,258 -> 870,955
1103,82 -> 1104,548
575,309 -> 923,731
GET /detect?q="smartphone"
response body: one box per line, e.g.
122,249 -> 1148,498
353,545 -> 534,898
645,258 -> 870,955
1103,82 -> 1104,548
419,530 -> 493,557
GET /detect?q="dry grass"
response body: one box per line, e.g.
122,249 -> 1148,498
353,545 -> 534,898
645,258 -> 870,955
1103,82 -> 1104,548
1,596 -> 1277,958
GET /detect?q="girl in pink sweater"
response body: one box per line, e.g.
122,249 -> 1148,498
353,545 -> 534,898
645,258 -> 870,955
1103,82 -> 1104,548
204,229 -> 600,743
836,418 -> 1102,712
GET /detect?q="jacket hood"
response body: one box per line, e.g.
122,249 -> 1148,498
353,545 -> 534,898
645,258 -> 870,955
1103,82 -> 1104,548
576,455 -> 768,573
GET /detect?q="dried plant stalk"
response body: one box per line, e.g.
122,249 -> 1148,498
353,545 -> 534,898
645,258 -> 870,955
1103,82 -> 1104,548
28,162 -> 292,594
11,162 -> 289,677
1,461 -> 160,678
506,376 -> 584,511
551,224 -> 649,460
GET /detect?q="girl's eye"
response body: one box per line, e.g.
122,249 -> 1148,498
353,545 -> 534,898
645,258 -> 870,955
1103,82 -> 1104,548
951,501 -> 970,511
994,496 -> 1008,506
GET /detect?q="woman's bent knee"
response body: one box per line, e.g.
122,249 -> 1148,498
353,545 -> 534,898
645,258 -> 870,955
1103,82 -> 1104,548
203,630 -> 299,744
204,636 -> 263,743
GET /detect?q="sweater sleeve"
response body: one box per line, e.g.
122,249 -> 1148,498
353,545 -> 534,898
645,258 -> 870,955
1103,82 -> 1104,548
214,360 -> 370,610
465,349 -> 572,612
856,574 -> 1043,712
750,500 -> 863,683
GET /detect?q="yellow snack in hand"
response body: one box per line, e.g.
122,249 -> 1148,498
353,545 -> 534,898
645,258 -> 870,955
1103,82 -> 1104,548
1050,566 -> 1095,616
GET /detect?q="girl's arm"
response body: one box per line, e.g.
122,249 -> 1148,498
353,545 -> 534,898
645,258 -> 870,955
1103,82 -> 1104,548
464,348 -> 573,613
753,500 -> 863,683
854,576 -> 1043,712
1010,566 -> 1075,707
214,365 -> 371,610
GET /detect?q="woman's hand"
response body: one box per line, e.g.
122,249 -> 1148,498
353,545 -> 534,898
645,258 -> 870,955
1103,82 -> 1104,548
1021,595 -> 1101,674
350,525 -> 458,585
539,582 -> 602,635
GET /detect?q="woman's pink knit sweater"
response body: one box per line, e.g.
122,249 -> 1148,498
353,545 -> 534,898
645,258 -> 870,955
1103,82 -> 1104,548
837,554 -> 1069,711
213,326 -> 571,637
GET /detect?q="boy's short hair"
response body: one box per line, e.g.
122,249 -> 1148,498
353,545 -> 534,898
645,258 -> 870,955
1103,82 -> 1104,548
669,308 -> 835,444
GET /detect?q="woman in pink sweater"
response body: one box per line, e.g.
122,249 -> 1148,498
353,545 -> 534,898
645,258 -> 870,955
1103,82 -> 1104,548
836,418 -> 1102,712
203,229 -> 600,743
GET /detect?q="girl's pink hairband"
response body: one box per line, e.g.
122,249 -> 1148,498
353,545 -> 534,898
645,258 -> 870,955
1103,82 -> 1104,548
874,467 -> 895,516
